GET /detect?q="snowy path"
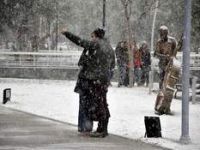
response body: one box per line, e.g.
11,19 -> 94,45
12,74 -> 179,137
0,78 -> 200,150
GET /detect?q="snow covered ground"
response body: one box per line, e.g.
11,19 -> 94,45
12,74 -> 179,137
0,78 -> 200,150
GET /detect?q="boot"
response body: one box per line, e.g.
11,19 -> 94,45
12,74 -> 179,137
90,119 -> 109,138
103,119 -> 108,135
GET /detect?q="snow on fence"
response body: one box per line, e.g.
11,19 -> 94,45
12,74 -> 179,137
151,52 -> 200,71
191,76 -> 200,103
0,50 -> 200,70
150,52 -> 200,102
0,50 -> 81,69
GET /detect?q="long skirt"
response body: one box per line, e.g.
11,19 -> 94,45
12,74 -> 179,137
78,92 -> 93,132
75,77 -> 93,132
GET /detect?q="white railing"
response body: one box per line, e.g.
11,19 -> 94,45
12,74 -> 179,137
177,52 -> 200,70
0,51 -> 200,70
151,52 -> 200,71
0,50 -> 82,69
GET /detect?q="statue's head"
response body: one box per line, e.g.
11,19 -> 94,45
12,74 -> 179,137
159,25 -> 168,41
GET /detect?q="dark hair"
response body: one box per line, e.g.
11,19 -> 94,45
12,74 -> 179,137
92,28 -> 105,39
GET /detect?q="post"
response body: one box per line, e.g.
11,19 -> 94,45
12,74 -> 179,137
180,0 -> 191,144
192,76 -> 197,104
102,0 -> 106,29
149,0 -> 159,94
55,1 -> 59,51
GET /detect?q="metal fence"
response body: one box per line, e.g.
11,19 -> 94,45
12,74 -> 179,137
151,52 -> 200,71
0,50 -> 81,69
0,51 -> 200,70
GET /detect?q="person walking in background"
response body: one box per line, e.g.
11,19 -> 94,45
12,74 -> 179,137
115,41 -> 129,87
140,41 -> 151,87
61,27 -> 115,138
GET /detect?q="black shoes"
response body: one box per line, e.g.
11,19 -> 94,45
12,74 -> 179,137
89,131 -> 108,138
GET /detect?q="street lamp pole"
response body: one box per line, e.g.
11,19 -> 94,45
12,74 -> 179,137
102,0 -> 106,29
149,0 -> 159,94
55,1 -> 59,51
180,0 -> 191,144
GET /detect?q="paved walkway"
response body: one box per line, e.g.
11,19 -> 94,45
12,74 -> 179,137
0,106 -> 168,150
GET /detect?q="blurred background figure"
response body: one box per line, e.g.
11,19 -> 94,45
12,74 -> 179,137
140,41 -> 151,87
115,41 -> 129,87
133,42 -> 142,86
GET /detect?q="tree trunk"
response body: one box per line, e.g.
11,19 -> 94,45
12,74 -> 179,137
102,0 -> 106,29
122,0 -> 134,87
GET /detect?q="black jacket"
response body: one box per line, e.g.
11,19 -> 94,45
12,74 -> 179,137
141,50 -> 151,68
115,43 -> 129,66
63,31 -> 115,83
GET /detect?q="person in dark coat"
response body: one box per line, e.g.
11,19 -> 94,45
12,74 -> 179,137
61,27 -> 115,138
115,41 -> 129,87
140,41 -> 151,86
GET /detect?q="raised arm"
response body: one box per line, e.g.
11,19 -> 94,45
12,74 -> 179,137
62,31 -> 97,50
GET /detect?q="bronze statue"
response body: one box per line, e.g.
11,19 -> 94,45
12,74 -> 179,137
154,25 -> 177,89
154,25 -> 182,114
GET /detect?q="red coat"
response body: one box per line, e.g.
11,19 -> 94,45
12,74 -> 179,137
134,50 -> 142,68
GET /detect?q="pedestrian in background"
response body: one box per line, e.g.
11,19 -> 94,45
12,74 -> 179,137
133,42 -> 142,86
140,41 -> 151,87
115,41 -> 129,87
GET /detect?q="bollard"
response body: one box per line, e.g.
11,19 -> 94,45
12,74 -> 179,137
3,88 -> 11,104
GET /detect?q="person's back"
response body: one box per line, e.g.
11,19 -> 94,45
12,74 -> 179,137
80,38 -> 115,84
98,38 -> 115,80
115,41 -> 128,66
141,49 -> 151,68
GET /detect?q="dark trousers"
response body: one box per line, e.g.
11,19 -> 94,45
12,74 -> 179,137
134,67 -> 142,85
90,81 -> 110,133
97,119 -> 109,133
141,67 -> 150,86
117,63 -> 129,86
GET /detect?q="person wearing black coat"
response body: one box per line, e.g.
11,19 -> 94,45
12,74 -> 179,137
140,41 -> 151,86
61,27 -> 115,138
115,41 -> 129,87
